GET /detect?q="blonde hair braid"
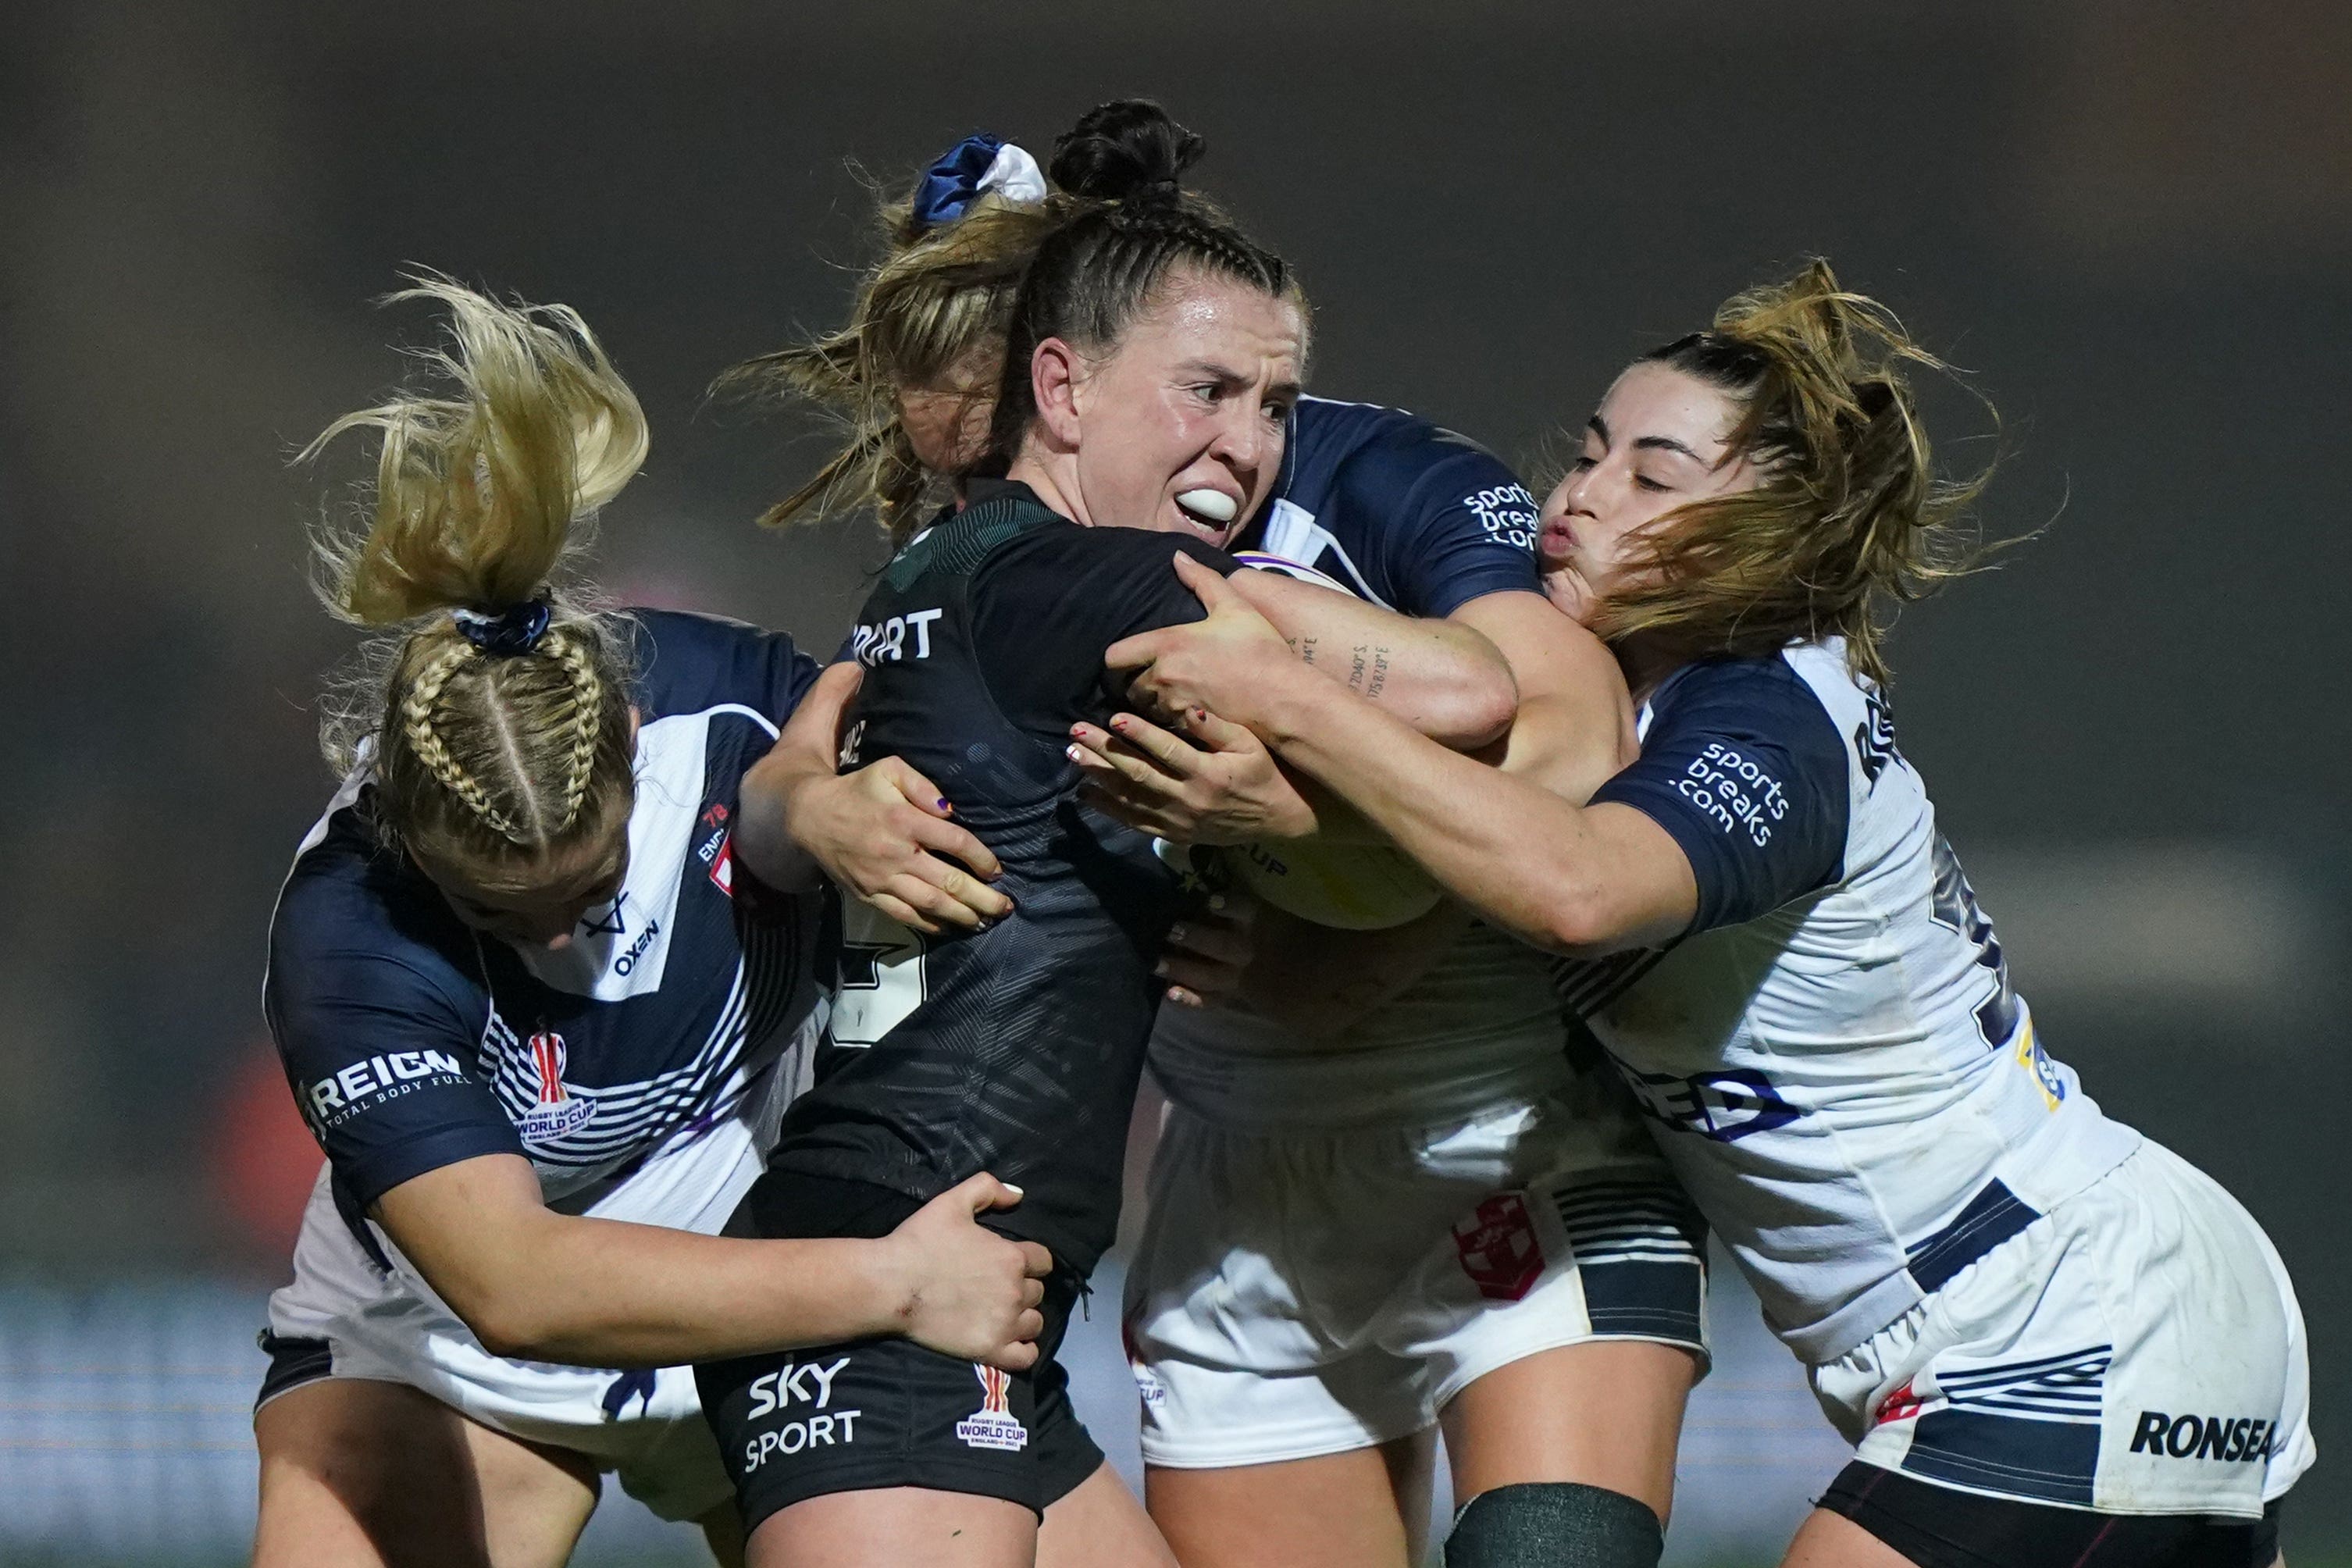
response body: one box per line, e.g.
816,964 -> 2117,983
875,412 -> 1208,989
397,639 -> 528,844
544,628 -> 607,836
306,275 -> 645,899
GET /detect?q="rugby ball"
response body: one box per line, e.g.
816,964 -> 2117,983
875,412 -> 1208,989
1222,839 -> 1443,931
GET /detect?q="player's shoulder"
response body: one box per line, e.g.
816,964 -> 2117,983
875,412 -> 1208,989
623,607 -> 817,727
267,798 -> 479,1018
1645,644 -> 1855,775
1290,397 -> 1505,497
984,510 -> 1230,579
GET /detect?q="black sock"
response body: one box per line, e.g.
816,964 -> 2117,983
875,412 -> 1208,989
1442,1481 -> 1664,1568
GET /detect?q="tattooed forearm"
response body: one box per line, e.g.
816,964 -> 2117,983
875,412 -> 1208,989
1342,644 -> 1395,701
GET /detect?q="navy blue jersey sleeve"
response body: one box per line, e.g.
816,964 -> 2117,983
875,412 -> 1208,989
1590,657 -> 1850,934
971,528 -> 1239,739
1331,427 -> 1541,618
628,608 -> 821,725
265,876 -> 521,1208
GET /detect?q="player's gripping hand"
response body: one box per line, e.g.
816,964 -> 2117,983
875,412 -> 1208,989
877,1174 -> 1053,1372
1156,891 -> 1258,1009
771,665 -> 1014,935
1106,552 -> 1307,732
1068,707 -> 1318,845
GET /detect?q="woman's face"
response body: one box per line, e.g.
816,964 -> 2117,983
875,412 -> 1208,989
424,836 -> 630,950
1538,361 -> 1761,625
1042,269 -> 1303,543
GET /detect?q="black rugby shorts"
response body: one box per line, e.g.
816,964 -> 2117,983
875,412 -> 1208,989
1819,1460 -> 2283,1568
694,1174 -> 1103,1531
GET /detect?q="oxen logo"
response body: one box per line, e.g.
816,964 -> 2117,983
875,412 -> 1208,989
1452,1192 -> 1545,1302
517,1032 -> 595,1142
955,1363 -> 1028,1452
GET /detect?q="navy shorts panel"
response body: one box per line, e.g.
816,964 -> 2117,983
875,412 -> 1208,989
254,1330 -> 335,1410
1819,1460 -> 2283,1568
699,1173 -> 1103,1530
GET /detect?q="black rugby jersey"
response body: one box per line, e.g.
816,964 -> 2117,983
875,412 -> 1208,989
764,481 -> 1237,1276
1234,396 -> 1544,615
265,611 -> 823,1253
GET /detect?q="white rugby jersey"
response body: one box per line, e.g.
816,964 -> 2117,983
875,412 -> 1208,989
265,611 -> 825,1260
1149,398 -> 1583,1125
1558,640 -> 2142,1363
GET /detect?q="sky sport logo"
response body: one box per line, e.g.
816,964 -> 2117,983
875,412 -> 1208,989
517,1032 -> 594,1142
956,1363 -> 1028,1452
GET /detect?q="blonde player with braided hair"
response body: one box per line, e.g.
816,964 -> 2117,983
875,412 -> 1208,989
256,279 -> 1057,1568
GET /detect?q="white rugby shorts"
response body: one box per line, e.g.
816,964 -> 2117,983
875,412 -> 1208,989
1124,1085 -> 1709,1469
258,1113 -> 771,1523
1816,1136 -> 2314,1519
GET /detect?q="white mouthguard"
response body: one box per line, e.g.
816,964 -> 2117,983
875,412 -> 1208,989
1176,488 -> 1238,524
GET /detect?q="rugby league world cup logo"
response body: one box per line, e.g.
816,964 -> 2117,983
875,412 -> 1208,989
519,1031 -> 596,1142
956,1363 -> 1029,1452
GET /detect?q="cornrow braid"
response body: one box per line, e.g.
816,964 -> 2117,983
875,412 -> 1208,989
544,628 -> 606,836
308,276 -> 645,902
398,639 -> 529,844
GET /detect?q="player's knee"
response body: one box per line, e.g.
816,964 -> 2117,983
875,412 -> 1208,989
1442,1481 -> 1662,1568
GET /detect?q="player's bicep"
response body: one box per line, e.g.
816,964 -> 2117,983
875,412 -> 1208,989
1587,685 -> 1848,934
371,1153 -> 555,1323
268,942 -> 523,1193
1449,591 -> 1635,801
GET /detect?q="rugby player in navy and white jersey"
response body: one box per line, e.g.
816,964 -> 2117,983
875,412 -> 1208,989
1106,262 -> 2311,1568
1090,390 -> 1713,1568
255,281 -> 1053,1568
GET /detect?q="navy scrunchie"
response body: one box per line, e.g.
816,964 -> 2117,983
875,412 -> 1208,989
910,133 -> 1009,235
451,599 -> 552,656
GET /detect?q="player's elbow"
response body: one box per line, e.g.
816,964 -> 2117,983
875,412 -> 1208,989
439,1281 -> 543,1360
1531,881 -> 1634,958
432,1249 -> 568,1360
461,1295 -> 573,1363
1424,661 -> 1518,751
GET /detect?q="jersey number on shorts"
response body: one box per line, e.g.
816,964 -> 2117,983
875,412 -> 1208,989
831,902 -> 928,1046
1929,835 -> 2022,1048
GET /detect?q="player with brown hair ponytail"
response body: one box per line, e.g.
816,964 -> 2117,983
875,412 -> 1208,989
1103,261 -> 2310,1568
1559,258 -> 1994,692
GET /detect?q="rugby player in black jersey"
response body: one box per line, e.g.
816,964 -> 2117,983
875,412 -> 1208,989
697,106 -> 1518,1568
717,112 -> 1687,1568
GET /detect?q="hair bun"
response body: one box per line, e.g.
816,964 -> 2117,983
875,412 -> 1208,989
1049,99 -> 1203,208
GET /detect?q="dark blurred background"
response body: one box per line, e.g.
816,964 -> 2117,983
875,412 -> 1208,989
3,1 -> 2347,1562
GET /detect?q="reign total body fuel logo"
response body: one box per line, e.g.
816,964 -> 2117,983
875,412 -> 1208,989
518,1032 -> 595,1142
